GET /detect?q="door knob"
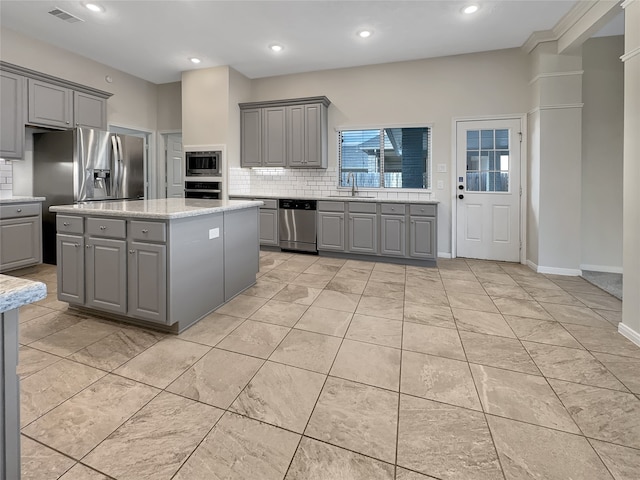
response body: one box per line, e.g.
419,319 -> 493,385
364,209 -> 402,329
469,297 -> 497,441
458,194 -> 464,199
458,185 -> 464,190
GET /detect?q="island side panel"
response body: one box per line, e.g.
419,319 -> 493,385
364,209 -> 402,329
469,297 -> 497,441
224,206 -> 260,301
1,309 -> 20,480
168,213 -> 225,328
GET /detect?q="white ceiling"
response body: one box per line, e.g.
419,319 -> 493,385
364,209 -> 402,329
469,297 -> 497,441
0,1 -> 624,84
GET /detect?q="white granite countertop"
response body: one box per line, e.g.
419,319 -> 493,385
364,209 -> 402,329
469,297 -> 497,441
0,196 -> 46,204
50,198 -> 263,219
0,275 -> 47,313
229,194 -> 439,204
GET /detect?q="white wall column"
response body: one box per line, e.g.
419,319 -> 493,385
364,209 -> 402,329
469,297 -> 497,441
527,42 -> 583,275
620,0 -> 640,344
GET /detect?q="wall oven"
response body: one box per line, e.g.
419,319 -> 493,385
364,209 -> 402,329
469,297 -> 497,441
185,150 -> 221,177
184,181 -> 221,199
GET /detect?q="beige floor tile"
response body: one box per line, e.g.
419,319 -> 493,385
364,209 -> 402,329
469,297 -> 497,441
346,314 -> 403,348
442,278 -> 485,295
285,436 -> 395,480
524,287 -> 585,306
330,339 -> 401,391
216,319 -> 290,359
470,364 -> 579,433
549,379 -> 640,449
572,292 -> 623,312
294,306 -> 353,337
19,304 -> 55,323
242,278 -> 287,299
595,309 -> 622,325
21,435 -> 75,480
540,303 -> 613,328
523,342 -> 628,391
475,272 -> 518,285
325,277 -> 367,295
448,292 -> 499,313
402,322 -> 465,361
68,328 -> 164,371
59,463 -> 110,480
482,282 -> 533,300
114,337 -> 210,388
261,268 -> 301,283
306,377 -> 398,463
270,328 -> 341,373
369,269 -> 406,284
312,289 -> 361,312
554,279 -> 610,295
504,315 -> 583,348
273,284 -> 323,305
453,308 -> 516,338
460,331 -> 540,375
22,375 -> 159,459
231,361 -> 325,433
592,352 -> 640,393
373,262 -> 406,274
304,263 -> 341,276
562,324 -> 640,359
259,256 -> 287,271
166,348 -> 263,408
19,311 -> 85,344
513,276 -> 560,291
395,467 -> 438,479
404,302 -> 455,329
173,411 -> 300,480
35,292 -> 73,311
397,394 -> 502,480
314,257 -> 347,267
492,297 -> 552,320
27,319 -> 121,357
294,272 -> 334,289
487,415 -> 614,480
84,392 -> 223,480
589,439 -> 640,480
401,350 -> 481,410
215,294 -> 268,318
334,267 -> 372,282
343,259 -> 375,270
250,299 -> 309,327
363,280 -> 405,300
18,346 -> 60,379
177,312 -> 244,346
438,270 -> 476,281
21,359 -> 106,426
355,295 -> 403,320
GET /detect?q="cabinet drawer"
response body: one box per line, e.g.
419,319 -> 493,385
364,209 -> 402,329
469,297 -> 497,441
86,217 -> 126,238
381,203 -> 405,215
348,202 -> 377,214
409,204 -> 437,216
318,201 -> 344,212
57,215 -> 83,234
130,220 -> 166,242
258,199 -> 278,209
0,203 -> 40,219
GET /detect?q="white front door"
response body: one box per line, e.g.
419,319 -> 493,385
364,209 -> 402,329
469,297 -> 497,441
455,119 -> 522,262
166,133 -> 184,198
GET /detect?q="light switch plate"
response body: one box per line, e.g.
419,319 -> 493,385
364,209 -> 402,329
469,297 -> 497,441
209,228 -> 220,239
437,180 -> 444,190
437,163 -> 447,173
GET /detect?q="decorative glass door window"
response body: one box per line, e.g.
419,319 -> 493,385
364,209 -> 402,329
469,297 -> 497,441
466,129 -> 509,192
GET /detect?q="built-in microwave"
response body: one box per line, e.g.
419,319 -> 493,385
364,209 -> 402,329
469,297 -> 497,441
186,150 -> 221,176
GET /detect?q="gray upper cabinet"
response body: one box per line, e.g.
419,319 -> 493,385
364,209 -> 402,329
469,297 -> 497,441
74,91 -> 107,129
28,79 -> 73,128
0,71 -> 24,159
240,96 -> 330,168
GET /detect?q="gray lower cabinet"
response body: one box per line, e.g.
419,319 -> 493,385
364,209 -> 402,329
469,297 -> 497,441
128,242 -> 167,323
0,71 -> 24,159
348,213 -> 377,254
0,203 -> 42,272
380,214 -> 406,257
86,237 -> 127,314
318,211 -> 345,251
409,216 -> 436,259
259,201 -> 279,246
56,234 -> 84,304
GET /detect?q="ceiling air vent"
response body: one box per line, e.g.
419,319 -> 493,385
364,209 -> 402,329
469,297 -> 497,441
48,8 -> 84,23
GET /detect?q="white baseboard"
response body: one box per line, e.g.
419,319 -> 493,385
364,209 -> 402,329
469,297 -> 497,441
580,264 -> 623,274
618,322 -> 640,348
438,252 -> 452,259
526,260 -> 581,276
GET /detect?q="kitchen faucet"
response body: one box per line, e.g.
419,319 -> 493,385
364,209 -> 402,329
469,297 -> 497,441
347,172 -> 357,196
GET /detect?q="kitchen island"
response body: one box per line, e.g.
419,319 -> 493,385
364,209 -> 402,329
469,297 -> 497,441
1,275 -> 47,480
50,198 -> 262,333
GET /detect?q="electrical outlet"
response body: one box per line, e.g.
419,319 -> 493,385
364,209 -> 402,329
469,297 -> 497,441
209,228 -> 220,239
437,180 -> 444,190
437,163 -> 447,173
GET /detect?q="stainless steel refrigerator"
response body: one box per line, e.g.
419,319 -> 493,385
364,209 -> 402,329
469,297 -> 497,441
33,127 -> 144,264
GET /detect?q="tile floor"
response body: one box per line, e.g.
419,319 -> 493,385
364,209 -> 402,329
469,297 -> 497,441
12,251 -> 640,480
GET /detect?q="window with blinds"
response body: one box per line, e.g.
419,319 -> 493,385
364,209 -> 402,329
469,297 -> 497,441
338,127 -> 431,190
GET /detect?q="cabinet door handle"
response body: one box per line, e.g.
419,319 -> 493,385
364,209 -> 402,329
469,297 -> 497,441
141,229 -> 149,233
129,250 -> 136,254
100,226 -> 107,230
63,222 -> 70,226
16,208 -> 22,213
73,243 -> 79,248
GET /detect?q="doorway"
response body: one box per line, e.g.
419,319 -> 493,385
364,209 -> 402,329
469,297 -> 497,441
455,118 -> 523,262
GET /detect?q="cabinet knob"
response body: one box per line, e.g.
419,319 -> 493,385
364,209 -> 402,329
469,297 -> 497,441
73,243 -> 79,248
63,222 -> 70,226
141,229 -> 149,233
16,208 -> 22,212
100,225 -> 106,230
66,121 -> 70,124
86,245 -> 92,249
76,122 -> 79,126
129,249 -> 135,254
391,207 -> 395,211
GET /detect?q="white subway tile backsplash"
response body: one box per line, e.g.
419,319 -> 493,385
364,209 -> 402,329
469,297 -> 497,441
0,159 -> 13,193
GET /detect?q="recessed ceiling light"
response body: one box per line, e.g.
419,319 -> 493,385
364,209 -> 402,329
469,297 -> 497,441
357,30 -> 373,38
269,44 -> 284,52
84,3 -> 104,13
462,4 -> 479,15
189,57 -> 201,64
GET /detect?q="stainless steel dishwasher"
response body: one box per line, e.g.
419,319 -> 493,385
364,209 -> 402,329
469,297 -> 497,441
279,199 -> 317,252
